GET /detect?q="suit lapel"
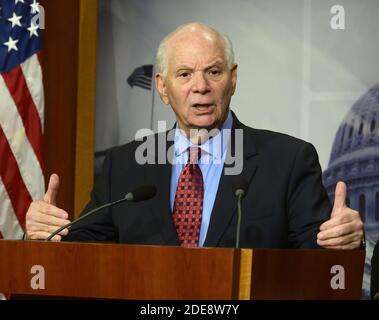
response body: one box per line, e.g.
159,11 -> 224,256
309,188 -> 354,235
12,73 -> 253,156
145,133 -> 179,245
204,114 -> 258,247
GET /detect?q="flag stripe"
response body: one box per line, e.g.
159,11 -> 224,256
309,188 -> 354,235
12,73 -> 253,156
135,77 -> 151,84
132,82 -> 151,90
2,64 -> 44,169
130,76 -> 151,83
20,54 -> 45,131
0,177 -> 24,239
0,125 -> 33,229
37,51 -> 43,65
0,75 -> 45,200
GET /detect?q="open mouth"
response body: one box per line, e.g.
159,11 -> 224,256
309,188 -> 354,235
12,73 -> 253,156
192,104 -> 214,112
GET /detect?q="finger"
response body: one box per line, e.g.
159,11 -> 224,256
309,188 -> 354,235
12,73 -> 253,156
332,181 -> 347,215
27,222 -> 70,236
317,233 -> 360,247
318,222 -> 357,241
27,231 -> 62,242
33,211 -> 70,228
50,235 -> 62,242
43,174 -> 60,206
319,211 -> 356,231
34,216 -> 70,228
318,244 -> 355,250
33,201 -> 69,219
318,239 -> 362,250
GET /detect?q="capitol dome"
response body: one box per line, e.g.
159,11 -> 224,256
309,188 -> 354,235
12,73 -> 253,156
322,83 -> 379,298
323,83 -> 379,224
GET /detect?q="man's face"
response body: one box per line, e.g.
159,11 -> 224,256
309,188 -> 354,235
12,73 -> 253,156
156,31 -> 237,136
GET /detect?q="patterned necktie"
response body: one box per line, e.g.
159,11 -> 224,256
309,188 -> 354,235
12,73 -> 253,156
172,146 -> 204,247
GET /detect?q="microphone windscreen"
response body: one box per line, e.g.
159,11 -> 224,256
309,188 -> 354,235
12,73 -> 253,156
234,177 -> 249,197
130,184 -> 157,202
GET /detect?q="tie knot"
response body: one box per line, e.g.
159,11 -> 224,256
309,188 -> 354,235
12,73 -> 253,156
188,146 -> 202,164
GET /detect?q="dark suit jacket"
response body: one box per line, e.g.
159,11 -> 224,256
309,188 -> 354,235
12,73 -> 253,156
64,112 -> 332,248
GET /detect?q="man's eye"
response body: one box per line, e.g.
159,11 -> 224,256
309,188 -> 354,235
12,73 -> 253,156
179,72 -> 190,78
209,69 -> 221,76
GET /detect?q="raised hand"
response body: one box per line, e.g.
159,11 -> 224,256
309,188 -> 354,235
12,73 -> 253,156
317,181 -> 364,249
25,174 -> 71,241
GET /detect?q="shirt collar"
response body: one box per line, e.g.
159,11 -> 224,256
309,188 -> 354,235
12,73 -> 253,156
174,110 -> 233,161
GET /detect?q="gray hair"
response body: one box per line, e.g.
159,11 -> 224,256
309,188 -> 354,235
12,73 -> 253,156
155,23 -> 235,77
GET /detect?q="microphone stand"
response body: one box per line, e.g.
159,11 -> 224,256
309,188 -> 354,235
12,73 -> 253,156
235,192 -> 243,249
46,197 -> 128,241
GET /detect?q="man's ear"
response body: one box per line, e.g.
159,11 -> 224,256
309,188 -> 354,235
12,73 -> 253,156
155,73 -> 170,105
230,64 -> 238,95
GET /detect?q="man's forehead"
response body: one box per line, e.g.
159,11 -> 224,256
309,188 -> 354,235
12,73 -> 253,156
168,23 -> 219,41
169,29 -> 220,48
168,49 -> 226,69
167,37 -> 225,62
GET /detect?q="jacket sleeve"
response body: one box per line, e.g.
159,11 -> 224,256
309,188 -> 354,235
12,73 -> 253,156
63,148 -> 116,242
286,142 -> 332,248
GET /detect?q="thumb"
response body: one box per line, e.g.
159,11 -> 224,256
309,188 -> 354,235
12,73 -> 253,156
43,174 -> 60,206
332,181 -> 347,216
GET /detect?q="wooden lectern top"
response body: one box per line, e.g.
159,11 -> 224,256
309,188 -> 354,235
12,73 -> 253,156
0,240 -> 365,300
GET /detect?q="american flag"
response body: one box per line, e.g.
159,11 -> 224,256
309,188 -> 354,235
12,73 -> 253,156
127,64 -> 153,90
0,0 -> 45,243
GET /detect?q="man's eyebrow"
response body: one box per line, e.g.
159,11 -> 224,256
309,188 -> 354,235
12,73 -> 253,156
175,65 -> 193,71
205,62 -> 224,69
209,60 -> 224,66
174,61 -> 225,71
203,60 -> 225,69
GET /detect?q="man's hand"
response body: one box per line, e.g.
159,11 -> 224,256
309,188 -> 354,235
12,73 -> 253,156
317,181 -> 364,249
25,174 -> 71,241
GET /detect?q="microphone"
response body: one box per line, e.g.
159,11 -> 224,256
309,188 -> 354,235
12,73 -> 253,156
46,184 -> 157,241
234,177 -> 249,248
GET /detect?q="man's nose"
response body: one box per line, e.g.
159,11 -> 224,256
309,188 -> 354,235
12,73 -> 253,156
191,72 -> 210,94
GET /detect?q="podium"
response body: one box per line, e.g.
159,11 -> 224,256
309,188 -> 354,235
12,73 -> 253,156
0,240 -> 365,299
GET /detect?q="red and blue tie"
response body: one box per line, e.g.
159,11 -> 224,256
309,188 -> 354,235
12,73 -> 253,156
172,147 -> 204,247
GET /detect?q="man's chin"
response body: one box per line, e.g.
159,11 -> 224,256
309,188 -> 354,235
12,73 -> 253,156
188,115 -> 219,130
189,122 -> 218,132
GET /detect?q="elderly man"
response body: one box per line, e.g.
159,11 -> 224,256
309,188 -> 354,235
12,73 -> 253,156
25,23 -> 364,249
